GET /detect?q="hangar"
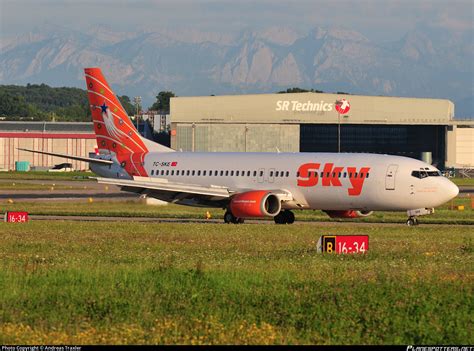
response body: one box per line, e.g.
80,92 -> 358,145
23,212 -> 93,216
0,121 -> 95,171
170,92 -> 473,170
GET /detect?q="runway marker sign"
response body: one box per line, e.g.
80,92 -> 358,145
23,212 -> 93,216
4,211 -> 29,223
317,235 -> 369,254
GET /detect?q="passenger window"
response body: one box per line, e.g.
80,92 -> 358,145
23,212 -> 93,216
230,171 -> 234,176
297,171 -> 300,177
225,171 -> 229,176
253,171 -> 257,177
360,173 -> 364,178
270,171 -> 273,177
171,170 -> 174,176
286,171 -> 289,177
338,172 -> 341,177
197,170 -> 201,176
366,173 -> 369,178
186,170 -> 190,176
203,170 -> 206,176
220,170 -> 224,176
344,172 -> 347,178
247,171 -> 250,176
166,170 -> 169,176
259,170 -> 263,176
236,171 -> 239,176
192,170 -> 195,176
151,170 -> 154,176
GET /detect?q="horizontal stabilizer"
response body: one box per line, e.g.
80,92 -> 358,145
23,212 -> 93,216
17,148 -> 114,165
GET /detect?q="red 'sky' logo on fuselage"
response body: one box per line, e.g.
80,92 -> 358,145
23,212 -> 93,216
297,163 -> 370,196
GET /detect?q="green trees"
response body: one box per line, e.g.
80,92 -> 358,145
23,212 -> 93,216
278,87 -> 324,94
117,95 -> 135,116
0,84 -> 135,121
150,91 -> 175,113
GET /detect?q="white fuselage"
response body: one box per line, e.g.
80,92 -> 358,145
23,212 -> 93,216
140,152 -> 459,211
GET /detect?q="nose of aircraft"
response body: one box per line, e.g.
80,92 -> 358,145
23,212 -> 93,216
444,179 -> 459,201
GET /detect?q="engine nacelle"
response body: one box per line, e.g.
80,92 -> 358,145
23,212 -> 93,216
324,210 -> 374,218
230,191 -> 281,218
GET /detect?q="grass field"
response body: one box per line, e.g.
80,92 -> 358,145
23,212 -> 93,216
0,182 -> 84,191
3,196 -> 474,225
0,221 -> 472,344
0,171 -> 93,181
451,178 -> 474,187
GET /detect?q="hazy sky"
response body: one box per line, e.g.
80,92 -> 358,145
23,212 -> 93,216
1,0 -> 473,42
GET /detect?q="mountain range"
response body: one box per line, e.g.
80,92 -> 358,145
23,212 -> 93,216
1,24 -> 472,117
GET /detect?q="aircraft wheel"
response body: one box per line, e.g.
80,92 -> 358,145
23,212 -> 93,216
285,210 -> 295,224
237,218 -> 245,224
274,211 -> 286,224
406,218 -> 417,226
224,211 -> 235,224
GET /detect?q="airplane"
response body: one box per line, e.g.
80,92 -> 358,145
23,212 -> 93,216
19,67 -> 460,226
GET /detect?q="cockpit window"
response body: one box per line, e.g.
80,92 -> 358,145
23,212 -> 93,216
411,169 -> 442,179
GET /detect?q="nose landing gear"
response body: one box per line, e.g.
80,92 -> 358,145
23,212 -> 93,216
406,208 -> 434,226
406,217 -> 419,226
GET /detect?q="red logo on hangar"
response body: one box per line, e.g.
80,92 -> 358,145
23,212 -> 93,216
335,99 -> 350,114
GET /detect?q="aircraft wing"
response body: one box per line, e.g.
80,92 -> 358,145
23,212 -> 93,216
17,148 -> 113,165
94,176 -> 232,201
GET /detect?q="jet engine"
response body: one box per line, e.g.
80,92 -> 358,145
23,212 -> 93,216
323,210 -> 374,218
230,191 -> 281,218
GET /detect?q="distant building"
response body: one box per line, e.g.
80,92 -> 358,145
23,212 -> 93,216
138,111 -> 170,134
0,121 -> 95,171
170,92 -> 474,170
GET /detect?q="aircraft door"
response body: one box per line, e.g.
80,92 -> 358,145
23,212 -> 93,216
385,164 -> 398,190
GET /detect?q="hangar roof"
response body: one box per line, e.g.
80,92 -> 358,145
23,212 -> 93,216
170,92 -> 454,125
0,121 -> 93,133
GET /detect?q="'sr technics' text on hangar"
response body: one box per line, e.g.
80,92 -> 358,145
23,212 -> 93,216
170,92 -> 472,169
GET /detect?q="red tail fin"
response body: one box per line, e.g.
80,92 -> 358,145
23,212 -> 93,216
84,67 -> 148,176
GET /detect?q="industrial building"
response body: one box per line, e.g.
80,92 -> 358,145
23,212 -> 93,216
170,92 -> 473,170
0,122 -> 95,171
0,92 -> 472,172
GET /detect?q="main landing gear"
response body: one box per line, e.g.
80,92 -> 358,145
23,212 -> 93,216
274,210 -> 295,225
223,209 -> 296,224
224,210 -> 245,224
